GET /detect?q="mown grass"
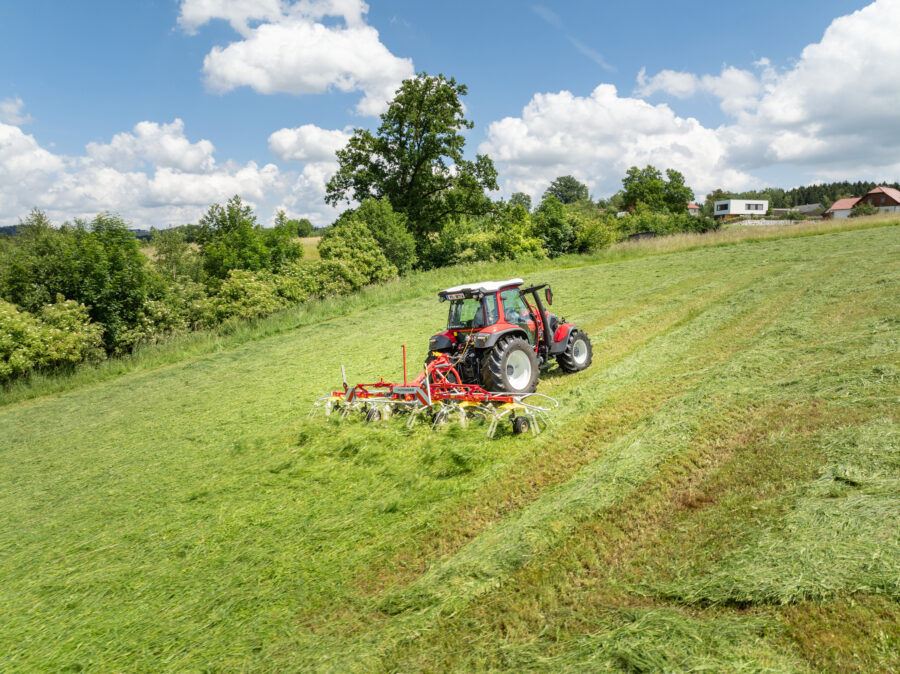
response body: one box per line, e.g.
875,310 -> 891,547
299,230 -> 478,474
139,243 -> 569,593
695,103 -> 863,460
0,223 -> 897,671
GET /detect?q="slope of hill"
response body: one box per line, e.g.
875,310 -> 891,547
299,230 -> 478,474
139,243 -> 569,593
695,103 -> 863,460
1,224 -> 897,671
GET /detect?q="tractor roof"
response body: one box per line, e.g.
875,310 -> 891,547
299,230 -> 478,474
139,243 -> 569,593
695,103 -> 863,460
438,278 -> 523,299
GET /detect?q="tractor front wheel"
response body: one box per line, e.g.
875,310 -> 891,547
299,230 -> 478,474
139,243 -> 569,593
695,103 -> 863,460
481,336 -> 539,394
557,329 -> 593,373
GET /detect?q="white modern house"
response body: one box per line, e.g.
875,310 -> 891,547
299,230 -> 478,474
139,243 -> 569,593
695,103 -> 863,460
713,199 -> 769,218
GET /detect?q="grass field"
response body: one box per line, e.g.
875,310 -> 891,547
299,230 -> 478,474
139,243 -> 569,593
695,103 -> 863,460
1,222 -> 897,671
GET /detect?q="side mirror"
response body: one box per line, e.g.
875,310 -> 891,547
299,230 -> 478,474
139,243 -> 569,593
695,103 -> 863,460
544,288 -> 553,306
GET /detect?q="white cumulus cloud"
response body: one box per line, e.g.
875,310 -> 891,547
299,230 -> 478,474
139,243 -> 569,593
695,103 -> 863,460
268,123 -> 351,162
0,97 -> 32,125
0,117 -> 287,228
179,0 -> 413,115
86,119 -> 216,173
480,84 -> 757,202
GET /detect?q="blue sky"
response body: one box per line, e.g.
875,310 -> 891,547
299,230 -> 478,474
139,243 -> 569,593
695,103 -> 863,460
1,0 -> 897,227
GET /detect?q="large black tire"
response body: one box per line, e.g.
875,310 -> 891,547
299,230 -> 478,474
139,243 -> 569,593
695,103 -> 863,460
557,329 -> 593,373
481,336 -> 539,394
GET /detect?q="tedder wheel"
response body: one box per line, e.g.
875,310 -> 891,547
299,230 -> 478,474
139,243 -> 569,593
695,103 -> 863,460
481,336 -> 539,394
512,416 -> 530,435
557,330 -> 593,373
365,407 -> 381,422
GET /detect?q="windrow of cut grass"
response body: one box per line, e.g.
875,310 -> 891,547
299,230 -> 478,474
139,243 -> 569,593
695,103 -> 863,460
0,224 -> 897,671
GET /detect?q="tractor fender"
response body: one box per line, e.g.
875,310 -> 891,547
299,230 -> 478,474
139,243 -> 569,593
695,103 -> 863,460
550,323 -> 576,355
474,327 -> 530,350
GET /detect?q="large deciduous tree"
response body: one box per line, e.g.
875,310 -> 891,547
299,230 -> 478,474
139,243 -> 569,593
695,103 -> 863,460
544,175 -> 590,204
621,165 -> 694,214
325,73 -> 498,255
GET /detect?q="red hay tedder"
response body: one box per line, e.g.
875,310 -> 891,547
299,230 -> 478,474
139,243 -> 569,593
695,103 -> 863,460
310,278 -> 593,437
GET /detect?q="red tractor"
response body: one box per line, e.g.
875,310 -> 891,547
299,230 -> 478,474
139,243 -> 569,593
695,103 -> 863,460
427,278 -> 592,394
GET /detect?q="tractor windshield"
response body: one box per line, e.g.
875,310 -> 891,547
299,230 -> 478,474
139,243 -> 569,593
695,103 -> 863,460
448,294 -> 499,329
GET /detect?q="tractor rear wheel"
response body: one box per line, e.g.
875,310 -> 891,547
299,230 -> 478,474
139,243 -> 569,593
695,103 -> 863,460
481,336 -> 539,394
557,329 -> 593,373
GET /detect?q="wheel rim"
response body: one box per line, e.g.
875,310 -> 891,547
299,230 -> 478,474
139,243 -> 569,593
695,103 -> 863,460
506,350 -> 532,390
572,337 -> 588,365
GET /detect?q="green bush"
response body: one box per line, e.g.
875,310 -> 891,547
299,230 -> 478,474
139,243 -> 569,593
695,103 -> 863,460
614,210 -> 720,238
532,196 -> 575,257
318,219 -> 398,285
850,202 -> 877,218
340,198 -> 418,274
276,259 -> 366,303
426,206 -> 545,266
570,210 -> 617,253
213,270 -> 286,321
0,210 -> 153,352
1,298 -> 104,382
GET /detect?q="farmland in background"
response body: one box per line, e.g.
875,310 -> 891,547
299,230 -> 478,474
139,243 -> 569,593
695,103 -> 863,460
300,236 -> 321,260
0,222 -> 897,671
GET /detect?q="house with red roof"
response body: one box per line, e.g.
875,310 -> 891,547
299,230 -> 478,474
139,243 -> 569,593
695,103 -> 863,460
686,202 -> 700,216
856,186 -> 900,214
824,197 -> 860,219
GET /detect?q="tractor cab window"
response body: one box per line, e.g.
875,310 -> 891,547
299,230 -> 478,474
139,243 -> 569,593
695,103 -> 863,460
448,294 -> 499,330
500,288 -> 536,344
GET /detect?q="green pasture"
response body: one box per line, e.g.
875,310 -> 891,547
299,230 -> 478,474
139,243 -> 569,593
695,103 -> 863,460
1,223 -> 897,671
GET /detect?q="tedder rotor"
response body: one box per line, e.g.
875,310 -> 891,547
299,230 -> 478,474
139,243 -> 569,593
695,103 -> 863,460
309,278 -> 592,437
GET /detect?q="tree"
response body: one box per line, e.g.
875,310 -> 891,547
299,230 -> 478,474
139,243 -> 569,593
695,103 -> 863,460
532,196 -> 575,257
291,218 -> 315,237
509,192 -> 532,212
621,165 -> 666,211
544,175 -> 589,204
662,169 -> 694,214
621,165 -> 694,213
325,73 -> 498,257
273,210 -> 315,238
198,196 -> 301,280
150,227 -> 199,281
0,210 -> 152,351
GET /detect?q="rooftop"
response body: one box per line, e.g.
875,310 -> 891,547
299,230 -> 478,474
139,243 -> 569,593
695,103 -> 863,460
827,197 -> 860,212
439,278 -> 523,297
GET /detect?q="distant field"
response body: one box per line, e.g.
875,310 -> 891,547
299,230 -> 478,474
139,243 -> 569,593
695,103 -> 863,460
300,235 -> 320,260
0,223 -> 897,671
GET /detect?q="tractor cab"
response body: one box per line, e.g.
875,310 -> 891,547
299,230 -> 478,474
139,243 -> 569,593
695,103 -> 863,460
440,278 -> 534,341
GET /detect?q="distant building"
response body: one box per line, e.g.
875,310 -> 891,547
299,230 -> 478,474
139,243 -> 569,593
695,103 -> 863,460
824,197 -> 860,219
686,202 -> 700,215
856,186 -> 900,213
713,199 -> 769,219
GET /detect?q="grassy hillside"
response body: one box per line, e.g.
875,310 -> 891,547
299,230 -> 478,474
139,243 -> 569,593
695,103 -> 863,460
1,223 -> 897,671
